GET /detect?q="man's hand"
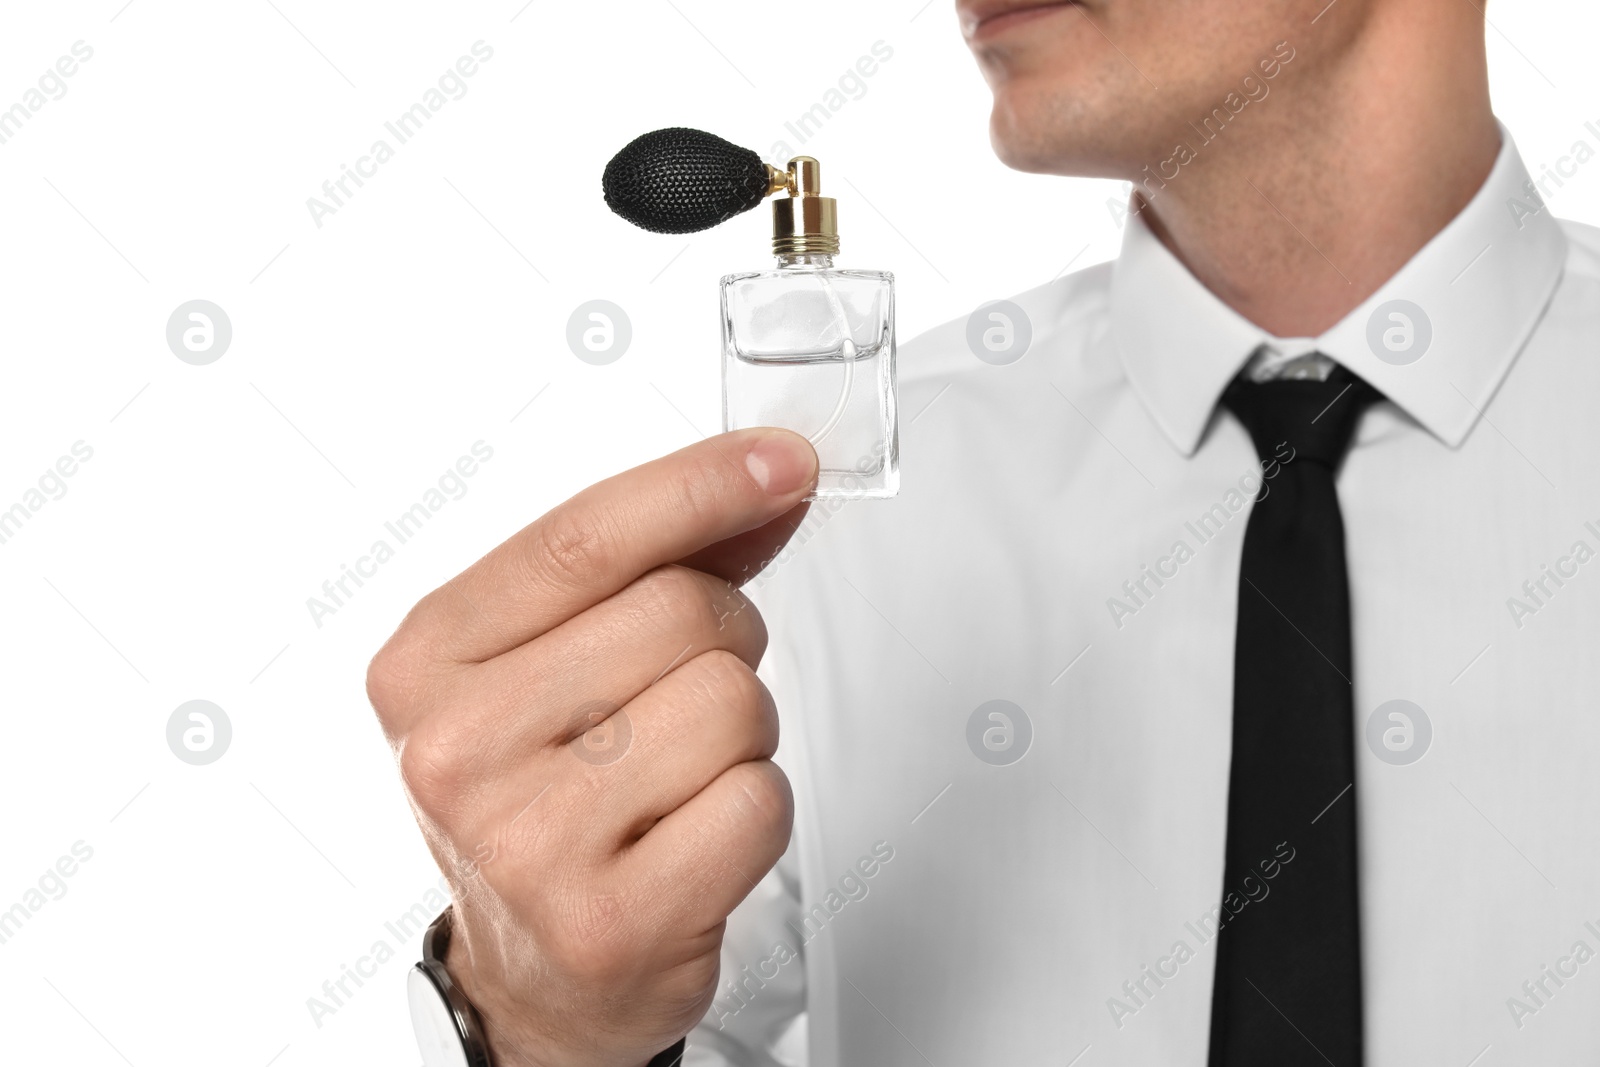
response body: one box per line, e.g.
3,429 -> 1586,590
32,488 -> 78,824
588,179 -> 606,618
367,429 -> 818,1066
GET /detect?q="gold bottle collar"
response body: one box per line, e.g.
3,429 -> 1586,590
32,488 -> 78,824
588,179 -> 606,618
767,156 -> 840,257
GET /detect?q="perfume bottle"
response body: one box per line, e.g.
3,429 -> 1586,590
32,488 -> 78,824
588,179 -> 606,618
602,129 -> 899,500
721,158 -> 897,499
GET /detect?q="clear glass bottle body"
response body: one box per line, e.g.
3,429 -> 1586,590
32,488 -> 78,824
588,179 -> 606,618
720,253 -> 898,499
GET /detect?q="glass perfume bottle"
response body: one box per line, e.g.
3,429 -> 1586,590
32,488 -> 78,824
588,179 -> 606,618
720,158 -> 898,499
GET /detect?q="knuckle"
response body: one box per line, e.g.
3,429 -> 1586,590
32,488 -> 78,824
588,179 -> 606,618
732,595 -> 769,660
366,607 -> 454,733
630,566 -> 764,656
365,647 -> 405,721
652,955 -> 720,1026
398,722 -> 472,818
682,649 -> 767,716
532,509 -> 614,588
630,565 -> 716,627
705,577 -> 765,649
365,637 -> 423,726
728,760 -> 794,834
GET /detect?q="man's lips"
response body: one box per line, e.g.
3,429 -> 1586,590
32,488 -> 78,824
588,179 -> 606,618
960,0 -> 1079,43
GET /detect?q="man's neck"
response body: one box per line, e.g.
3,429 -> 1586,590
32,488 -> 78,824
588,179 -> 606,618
1135,8 -> 1501,339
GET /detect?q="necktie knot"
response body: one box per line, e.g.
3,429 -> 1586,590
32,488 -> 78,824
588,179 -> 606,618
1220,362 -> 1379,468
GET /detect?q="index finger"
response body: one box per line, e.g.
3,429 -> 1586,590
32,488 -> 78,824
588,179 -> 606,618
397,427 -> 817,664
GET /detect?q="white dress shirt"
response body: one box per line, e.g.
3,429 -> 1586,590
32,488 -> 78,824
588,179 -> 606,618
687,124 -> 1600,1066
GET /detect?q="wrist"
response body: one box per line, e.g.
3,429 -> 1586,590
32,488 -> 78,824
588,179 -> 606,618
414,906 -> 689,1067
440,923 -> 551,1067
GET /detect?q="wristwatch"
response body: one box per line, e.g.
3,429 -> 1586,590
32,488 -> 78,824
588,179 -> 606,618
408,906 -> 689,1067
408,907 -> 491,1067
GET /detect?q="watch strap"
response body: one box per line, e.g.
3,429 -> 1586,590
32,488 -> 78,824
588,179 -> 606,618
419,907 -> 690,1067
647,1037 -> 688,1066
418,908 -> 492,1067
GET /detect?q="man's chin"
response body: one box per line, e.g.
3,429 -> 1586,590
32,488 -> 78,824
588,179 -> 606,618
988,110 -> 1126,180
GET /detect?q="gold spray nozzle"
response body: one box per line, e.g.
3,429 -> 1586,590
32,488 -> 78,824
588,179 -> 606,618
767,156 -> 840,257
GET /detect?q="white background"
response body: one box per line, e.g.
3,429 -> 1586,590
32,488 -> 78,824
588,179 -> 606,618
1,1 -> 1597,1063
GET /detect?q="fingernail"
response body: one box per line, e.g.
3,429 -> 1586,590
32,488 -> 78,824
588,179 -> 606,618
745,431 -> 817,496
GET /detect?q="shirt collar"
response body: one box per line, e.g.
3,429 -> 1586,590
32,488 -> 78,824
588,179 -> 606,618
1108,123 -> 1569,455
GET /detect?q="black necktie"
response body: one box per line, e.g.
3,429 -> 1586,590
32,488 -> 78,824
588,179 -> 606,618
1207,362 -> 1378,1067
